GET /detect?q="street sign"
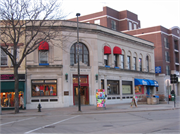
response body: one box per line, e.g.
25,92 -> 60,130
155,66 -> 161,73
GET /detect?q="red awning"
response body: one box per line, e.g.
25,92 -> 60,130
104,46 -> 111,54
113,46 -> 122,54
38,41 -> 49,51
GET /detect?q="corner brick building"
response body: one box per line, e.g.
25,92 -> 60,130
69,6 -> 180,97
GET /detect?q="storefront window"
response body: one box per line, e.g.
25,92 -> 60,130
122,81 -> 132,94
122,85 -> 131,94
107,80 -> 119,95
135,85 -> 144,94
1,91 -> 24,107
32,80 -> 57,97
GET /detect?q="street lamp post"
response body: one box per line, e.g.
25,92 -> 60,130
76,13 -> 81,112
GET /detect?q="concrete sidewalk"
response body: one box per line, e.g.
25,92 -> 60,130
1,101 -> 180,117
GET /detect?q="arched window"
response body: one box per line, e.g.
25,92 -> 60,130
70,42 -> 89,66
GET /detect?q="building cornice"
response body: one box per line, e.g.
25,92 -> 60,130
79,15 -> 139,24
132,31 -> 180,39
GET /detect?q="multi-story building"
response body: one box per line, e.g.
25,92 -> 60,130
123,26 -> 180,97
0,22 -> 26,109
69,6 -> 180,98
25,20 -> 157,109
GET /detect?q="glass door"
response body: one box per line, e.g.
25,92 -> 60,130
73,86 -> 89,105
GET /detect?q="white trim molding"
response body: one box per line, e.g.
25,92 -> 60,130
79,15 -> 139,25
132,31 -> 180,39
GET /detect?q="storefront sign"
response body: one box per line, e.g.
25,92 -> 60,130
1,74 -> 14,80
142,80 -> 148,85
64,91 -> 69,96
1,74 -> 25,80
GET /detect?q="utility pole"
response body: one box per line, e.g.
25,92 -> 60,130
76,13 -> 81,112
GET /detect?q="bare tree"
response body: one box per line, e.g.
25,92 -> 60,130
0,0 -> 68,113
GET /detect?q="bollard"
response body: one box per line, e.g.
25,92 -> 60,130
37,103 -> 42,112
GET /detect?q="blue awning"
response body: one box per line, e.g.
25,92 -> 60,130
147,80 -> 159,87
134,78 -> 150,86
134,78 -> 159,87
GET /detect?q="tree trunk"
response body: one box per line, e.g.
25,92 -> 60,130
14,65 -> 19,113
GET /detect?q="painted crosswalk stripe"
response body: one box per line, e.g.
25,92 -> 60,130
25,115 -> 80,134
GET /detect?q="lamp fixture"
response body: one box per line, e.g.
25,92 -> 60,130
65,73 -> 68,82
95,74 -> 98,81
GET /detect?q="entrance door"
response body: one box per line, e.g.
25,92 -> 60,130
73,86 -> 89,105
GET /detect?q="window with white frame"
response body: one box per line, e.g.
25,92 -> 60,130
11,48 -> 20,65
166,65 -> 170,75
134,24 -> 137,29
39,51 -> 48,64
127,56 -> 130,70
104,55 -> 109,66
164,37 -> 169,48
94,19 -> 100,25
146,56 -> 149,72
1,48 -> 7,66
114,55 -> 118,67
139,58 -> 142,71
129,21 -> 132,30
121,55 -> 124,69
133,57 -> 136,70
165,51 -> 170,62
111,20 -> 116,30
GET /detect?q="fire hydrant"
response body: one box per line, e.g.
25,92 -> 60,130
37,103 -> 42,112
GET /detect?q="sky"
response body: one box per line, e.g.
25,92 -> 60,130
62,0 -> 180,29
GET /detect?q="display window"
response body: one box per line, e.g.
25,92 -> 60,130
32,79 -> 57,97
1,91 -> 24,107
135,85 -> 144,94
107,80 -> 119,95
122,85 -> 132,94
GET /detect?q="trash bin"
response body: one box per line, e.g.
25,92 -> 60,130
151,97 -> 157,105
171,94 -> 175,101
153,95 -> 159,104
147,98 -> 151,105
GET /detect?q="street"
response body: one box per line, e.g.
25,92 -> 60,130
1,109 -> 180,133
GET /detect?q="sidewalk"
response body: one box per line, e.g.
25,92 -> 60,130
1,101 -> 180,117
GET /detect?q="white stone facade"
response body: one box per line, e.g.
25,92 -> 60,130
26,21 -> 156,109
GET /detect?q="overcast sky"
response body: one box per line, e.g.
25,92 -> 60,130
62,0 -> 180,29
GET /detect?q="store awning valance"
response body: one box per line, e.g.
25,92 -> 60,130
113,46 -> 122,55
38,41 -> 49,51
135,78 -> 159,87
1,81 -> 24,92
135,78 -> 149,86
104,46 -> 111,54
147,80 -> 159,87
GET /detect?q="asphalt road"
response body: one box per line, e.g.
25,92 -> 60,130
1,109 -> 180,134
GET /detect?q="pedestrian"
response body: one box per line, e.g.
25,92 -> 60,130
19,95 -> 24,109
131,96 -> 137,108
